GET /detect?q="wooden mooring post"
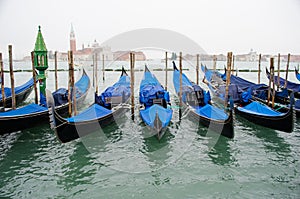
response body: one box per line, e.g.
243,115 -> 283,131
130,52 -> 135,120
8,45 -> 16,110
102,54 -> 105,81
267,57 -> 275,107
196,54 -> 199,85
0,53 -> 5,108
54,51 -> 58,91
95,53 -> 98,94
258,54 -> 261,84
213,55 -> 217,71
284,53 -> 290,88
31,52 -> 38,104
165,51 -> 168,90
68,51 -> 77,117
277,53 -> 280,91
225,52 -> 232,107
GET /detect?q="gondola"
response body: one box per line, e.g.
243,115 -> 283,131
203,66 -> 294,133
48,67 -> 130,143
139,66 -> 172,139
295,68 -> 300,82
0,77 -> 35,108
172,62 -> 234,139
266,68 -> 300,98
0,69 -> 90,135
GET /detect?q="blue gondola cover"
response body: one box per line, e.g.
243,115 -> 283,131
237,101 -> 284,117
67,104 -> 112,122
140,104 -> 172,128
97,75 -> 130,108
0,78 -> 34,100
0,103 -> 47,116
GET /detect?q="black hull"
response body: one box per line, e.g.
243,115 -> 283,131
0,70 -> 90,135
0,102 -> 77,135
51,105 -> 128,143
0,86 -> 33,108
183,103 -> 234,139
234,105 -> 294,133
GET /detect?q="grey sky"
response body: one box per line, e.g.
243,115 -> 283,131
0,0 -> 300,59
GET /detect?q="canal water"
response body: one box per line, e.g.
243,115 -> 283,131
0,60 -> 299,198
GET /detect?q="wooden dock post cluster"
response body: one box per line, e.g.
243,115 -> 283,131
130,52 -> 135,120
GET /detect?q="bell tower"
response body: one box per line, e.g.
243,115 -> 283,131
70,24 -> 76,53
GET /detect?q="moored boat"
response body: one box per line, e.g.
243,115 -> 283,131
203,66 -> 294,133
173,62 -> 234,139
48,67 -> 130,143
0,69 -> 90,135
0,77 -> 35,108
139,66 -> 172,139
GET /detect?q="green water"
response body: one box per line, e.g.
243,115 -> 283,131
0,68 -> 300,198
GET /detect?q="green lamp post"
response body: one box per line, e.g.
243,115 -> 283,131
33,26 -> 48,105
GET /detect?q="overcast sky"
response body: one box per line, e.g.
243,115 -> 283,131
0,0 -> 300,59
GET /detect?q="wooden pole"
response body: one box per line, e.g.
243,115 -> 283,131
8,45 -> 16,110
213,55 -> 217,70
258,54 -> 261,84
232,55 -> 235,75
179,52 -> 183,118
102,54 -> 105,81
284,53 -> 290,88
267,57 -> 274,106
277,53 -> 280,91
130,52 -> 135,120
68,51 -> 77,116
92,54 -> 95,88
196,54 -> 199,85
31,52 -> 38,104
271,58 -> 276,108
165,51 -> 168,90
0,53 -> 5,108
95,53 -> 98,94
225,52 -> 232,107
54,51 -> 58,91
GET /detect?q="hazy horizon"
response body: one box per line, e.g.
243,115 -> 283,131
1,0 -> 300,59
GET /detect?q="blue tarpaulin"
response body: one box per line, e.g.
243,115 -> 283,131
237,101 -> 284,117
140,71 -> 170,108
97,75 -> 130,108
0,103 -> 47,117
0,78 -> 34,100
140,104 -> 172,128
267,69 -> 300,92
67,104 -> 112,122
194,104 -> 229,120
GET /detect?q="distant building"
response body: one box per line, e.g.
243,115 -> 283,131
113,51 -> 146,61
67,25 -> 113,61
70,24 -> 76,53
